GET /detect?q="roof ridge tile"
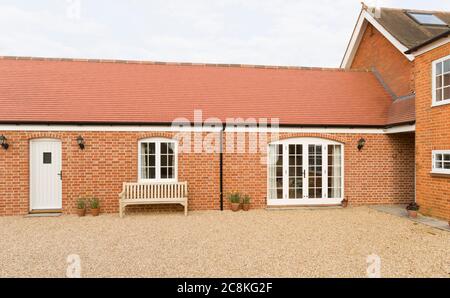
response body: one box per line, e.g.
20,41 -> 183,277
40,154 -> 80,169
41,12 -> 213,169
0,55 -> 370,72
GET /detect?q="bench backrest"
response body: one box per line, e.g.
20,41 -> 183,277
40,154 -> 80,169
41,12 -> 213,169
122,182 -> 188,200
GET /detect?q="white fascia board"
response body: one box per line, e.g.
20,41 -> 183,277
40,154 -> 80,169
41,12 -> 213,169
0,124 -> 416,134
341,11 -> 368,68
0,124 -> 222,133
412,37 -> 450,57
341,10 -> 414,68
383,124 -> 416,134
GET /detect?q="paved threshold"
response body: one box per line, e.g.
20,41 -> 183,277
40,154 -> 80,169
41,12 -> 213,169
370,205 -> 450,232
25,213 -> 62,218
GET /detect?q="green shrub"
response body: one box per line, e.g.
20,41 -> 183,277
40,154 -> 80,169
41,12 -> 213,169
77,198 -> 86,209
90,198 -> 100,209
227,192 -> 241,204
242,195 -> 251,204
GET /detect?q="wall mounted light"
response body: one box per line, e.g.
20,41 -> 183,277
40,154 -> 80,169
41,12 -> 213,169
357,138 -> 366,151
0,135 -> 9,150
77,136 -> 85,150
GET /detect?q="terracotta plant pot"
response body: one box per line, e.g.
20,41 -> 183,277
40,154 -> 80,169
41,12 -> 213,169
77,208 -> 86,217
341,200 -> 348,208
91,208 -> 100,217
242,204 -> 250,211
407,210 -> 418,218
231,203 -> 241,212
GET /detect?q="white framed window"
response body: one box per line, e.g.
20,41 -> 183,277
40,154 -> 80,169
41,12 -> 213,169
432,54 -> 450,107
138,138 -> 178,182
432,150 -> 450,175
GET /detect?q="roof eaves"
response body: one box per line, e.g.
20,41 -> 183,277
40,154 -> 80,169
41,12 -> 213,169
405,29 -> 450,54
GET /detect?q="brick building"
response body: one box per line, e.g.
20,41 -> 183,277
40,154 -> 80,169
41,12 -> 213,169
0,5 -> 448,220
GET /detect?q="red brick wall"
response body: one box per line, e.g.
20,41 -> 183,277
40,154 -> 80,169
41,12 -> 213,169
415,42 -> 450,221
223,132 -> 415,209
0,131 -> 220,216
351,23 -> 414,97
0,130 -> 415,216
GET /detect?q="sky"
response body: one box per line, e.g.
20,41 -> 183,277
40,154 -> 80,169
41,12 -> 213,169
0,0 -> 449,67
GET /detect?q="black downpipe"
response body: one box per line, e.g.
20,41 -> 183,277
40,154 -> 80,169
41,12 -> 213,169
219,124 -> 225,211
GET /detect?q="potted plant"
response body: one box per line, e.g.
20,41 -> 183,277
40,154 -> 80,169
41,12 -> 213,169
228,192 -> 241,212
242,195 -> 251,211
76,199 -> 86,217
90,198 -> 100,217
341,198 -> 349,208
406,202 -> 420,218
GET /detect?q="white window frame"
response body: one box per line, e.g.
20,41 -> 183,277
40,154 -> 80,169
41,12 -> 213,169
138,138 -> 178,183
267,137 -> 345,206
432,54 -> 450,107
431,150 -> 450,175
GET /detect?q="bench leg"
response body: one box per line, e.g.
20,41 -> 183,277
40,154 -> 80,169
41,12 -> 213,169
120,202 -> 124,218
184,203 -> 188,216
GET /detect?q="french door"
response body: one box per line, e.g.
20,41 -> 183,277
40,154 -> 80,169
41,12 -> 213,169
268,138 -> 343,206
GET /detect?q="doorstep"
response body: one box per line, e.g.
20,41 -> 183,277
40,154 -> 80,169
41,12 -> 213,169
266,205 -> 343,211
25,213 -> 62,218
370,205 -> 450,232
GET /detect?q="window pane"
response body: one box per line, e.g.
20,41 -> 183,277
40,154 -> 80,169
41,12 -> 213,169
444,162 -> 450,170
436,62 -> 443,75
168,167 -> 174,178
436,75 -> 443,88
444,60 -> 450,73
276,177 -> 283,188
289,145 -> 295,154
149,143 -> 155,154
289,166 -> 295,176
161,143 -> 168,154
276,155 -> 282,166
277,189 -> 283,199
161,167 -> 168,179
161,155 -> 167,167
444,74 -> 450,87
436,89 -> 442,101
444,87 -> 450,100
149,167 -> 156,179
168,143 -> 175,154
43,152 -> 52,164
435,154 -> 443,169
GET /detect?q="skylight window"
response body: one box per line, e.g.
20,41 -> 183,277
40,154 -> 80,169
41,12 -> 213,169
407,12 -> 447,26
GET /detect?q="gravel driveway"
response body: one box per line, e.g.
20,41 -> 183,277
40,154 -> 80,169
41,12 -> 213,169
0,207 -> 449,277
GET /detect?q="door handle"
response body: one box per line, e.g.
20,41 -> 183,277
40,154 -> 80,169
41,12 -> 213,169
57,171 -> 62,181
303,169 -> 306,179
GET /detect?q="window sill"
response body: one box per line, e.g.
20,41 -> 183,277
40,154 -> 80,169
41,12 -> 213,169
432,100 -> 450,107
430,171 -> 450,178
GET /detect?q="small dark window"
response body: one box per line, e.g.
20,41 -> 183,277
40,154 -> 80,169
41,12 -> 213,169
43,152 -> 52,164
406,12 -> 447,26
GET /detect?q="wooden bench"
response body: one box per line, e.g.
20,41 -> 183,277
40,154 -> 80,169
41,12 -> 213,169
119,182 -> 188,218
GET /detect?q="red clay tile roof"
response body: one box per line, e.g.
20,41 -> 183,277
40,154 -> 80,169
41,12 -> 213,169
0,56 -> 414,127
387,97 -> 416,126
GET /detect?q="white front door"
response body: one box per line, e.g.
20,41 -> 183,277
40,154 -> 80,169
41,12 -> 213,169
268,138 -> 344,206
30,139 -> 62,211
